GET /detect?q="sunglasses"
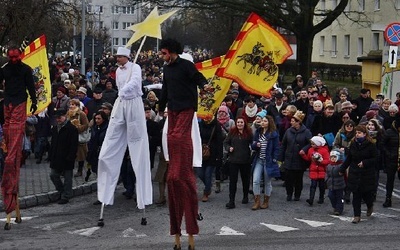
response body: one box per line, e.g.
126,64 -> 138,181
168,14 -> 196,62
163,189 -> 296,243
345,124 -> 353,127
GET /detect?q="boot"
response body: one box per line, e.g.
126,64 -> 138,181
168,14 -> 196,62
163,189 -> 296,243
367,205 -> 374,216
202,191 -> 210,202
352,216 -> 360,224
383,197 -> 392,207
260,195 -> 270,209
306,188 -> 316,206
252,195 -> 260,210
226,194 -> 235,209
215,181 -> 221,193
317,191 -> 325,204
242,194 -> 249,204
85,169 -> 91,182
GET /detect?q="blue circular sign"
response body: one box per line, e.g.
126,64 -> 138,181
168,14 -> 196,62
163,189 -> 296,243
385,23 -> 400,45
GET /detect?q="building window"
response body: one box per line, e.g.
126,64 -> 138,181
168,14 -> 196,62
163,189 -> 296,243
87,5 -> 103,14
344,35 -> 350,57
113,38 -> 119,46
359,0 -> 365,11
112,6 -> 119,14
331,35 -> 337,57
372,33 -> 379,50
112,22 -> 119,30
122,22 -> 134,29
358,37 -> 364,56
122,38 -> 129,46
397,0 -> 400,9
320,36 -> 325,55
375,0 -> 380,10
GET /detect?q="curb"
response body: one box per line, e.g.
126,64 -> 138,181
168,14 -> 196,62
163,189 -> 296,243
0,181 -> 97,213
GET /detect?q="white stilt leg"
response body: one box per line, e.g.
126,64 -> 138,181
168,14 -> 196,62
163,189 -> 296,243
97,203 -> 105,227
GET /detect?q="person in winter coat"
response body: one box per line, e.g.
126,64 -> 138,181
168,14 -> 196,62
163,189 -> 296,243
250,112 -> 280,210
300,136 -> 330,205
279,110 -> 312,201
86,111 -> 109,175
223,117 -> 253,209
339,125 -> 378,224
326,149 -> 346,215
196,116 -> 223,202
382,116 -> 400,208
49,109 -> 79,204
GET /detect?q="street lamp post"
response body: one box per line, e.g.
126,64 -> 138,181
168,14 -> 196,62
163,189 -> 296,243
81,0 -> 86,76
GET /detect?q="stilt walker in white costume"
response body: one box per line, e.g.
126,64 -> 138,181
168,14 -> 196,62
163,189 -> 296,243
96,47 -> 152,226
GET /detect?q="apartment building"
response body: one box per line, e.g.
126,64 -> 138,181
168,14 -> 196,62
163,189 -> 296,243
312,0 -> 400,66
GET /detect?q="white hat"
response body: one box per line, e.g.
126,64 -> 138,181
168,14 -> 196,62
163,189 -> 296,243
310,136 -> 326,147
116,47 -> 131,59
77,87 -> 87,95
68,68 -> 75,74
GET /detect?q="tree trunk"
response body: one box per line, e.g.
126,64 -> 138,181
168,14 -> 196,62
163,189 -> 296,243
296,34 -> 314,81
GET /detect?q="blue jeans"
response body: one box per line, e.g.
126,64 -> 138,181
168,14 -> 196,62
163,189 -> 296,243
196,165 -> 215,194
253,158 -> 272,196
328,189 -> 344,213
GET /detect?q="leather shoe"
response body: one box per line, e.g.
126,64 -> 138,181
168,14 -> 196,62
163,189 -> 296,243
93,200 -> 101,205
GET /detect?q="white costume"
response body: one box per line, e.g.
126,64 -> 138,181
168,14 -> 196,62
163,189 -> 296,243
97,47 -> 152,209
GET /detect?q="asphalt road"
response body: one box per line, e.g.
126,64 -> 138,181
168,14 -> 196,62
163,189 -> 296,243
1,174 -> 400,250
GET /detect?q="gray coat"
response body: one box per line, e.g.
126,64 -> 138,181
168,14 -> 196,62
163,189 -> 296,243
325,163 -> 345,190
279,124 -> 312,170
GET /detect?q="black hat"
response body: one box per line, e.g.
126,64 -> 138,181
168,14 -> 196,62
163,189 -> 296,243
93,87 -> 103,94
54,109 -> 67,117
275,92 -> 283,99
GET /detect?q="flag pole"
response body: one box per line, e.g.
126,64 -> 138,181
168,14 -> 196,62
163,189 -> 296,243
133,36 -> 147,64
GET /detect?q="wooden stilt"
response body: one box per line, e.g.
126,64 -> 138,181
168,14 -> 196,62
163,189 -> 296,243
15,196 -> 21,223
4,213 -> 11,230
97,203 -> 105,227
173,234 -> 181,250
188,234 -> 195,250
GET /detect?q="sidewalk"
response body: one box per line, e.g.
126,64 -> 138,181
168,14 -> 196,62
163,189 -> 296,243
0,155 -> 97,212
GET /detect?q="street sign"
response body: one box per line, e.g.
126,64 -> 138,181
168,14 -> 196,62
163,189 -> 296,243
389,46 -> 398,68
384,23 -> 400,45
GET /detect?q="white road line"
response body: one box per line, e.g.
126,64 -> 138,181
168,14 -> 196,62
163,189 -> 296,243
260,223 -> 299,232
0,216 -> 38,224
122,227 -> 147,238
329,215 -> 366,222
68,226 -> 101,237
216,226 -> 245,235
378,183 -> 400,199
295,218 -> 334,227
33,221 -> 70,231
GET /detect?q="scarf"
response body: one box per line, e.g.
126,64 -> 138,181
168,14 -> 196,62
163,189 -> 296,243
355,136 -> 366,144
245,104 -> 258,118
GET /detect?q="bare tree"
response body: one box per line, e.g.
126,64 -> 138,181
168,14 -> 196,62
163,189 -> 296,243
124,0 -> 371,78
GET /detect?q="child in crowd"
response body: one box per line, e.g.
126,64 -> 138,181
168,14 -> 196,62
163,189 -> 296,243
326,149 -> 345,215
300,136 -> 330,205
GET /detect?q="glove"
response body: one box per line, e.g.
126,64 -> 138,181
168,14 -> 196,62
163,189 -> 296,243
30,103 -> 37,114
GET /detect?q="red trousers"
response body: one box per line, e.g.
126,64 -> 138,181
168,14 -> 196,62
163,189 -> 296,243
1,102 -> 26,214
167,108 -> 199,235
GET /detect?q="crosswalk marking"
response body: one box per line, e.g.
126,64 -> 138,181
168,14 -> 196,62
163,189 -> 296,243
68,226 -> 101,237
295,218 -> 334,227
33,221 -> 70,231
0,216 -> 38,224
216,226 -> 245,235
260,223 -> 299,232
122,228 -> 147,238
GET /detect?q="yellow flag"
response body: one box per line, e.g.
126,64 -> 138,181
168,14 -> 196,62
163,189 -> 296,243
196,56 -> 232,120
22,35 -> 52,115
216,13 -> 293,96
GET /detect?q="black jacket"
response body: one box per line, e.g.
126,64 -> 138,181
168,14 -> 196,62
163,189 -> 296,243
383,125 -> 400,172
200,119 -> 223,166
340,139 -> 377,192
49,120 -> 79,171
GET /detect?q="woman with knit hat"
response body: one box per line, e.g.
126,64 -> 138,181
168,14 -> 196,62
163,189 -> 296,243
250,112 -> 280,210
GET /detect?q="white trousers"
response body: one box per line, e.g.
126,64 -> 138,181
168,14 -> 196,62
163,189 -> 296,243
97,97 -> 152,209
